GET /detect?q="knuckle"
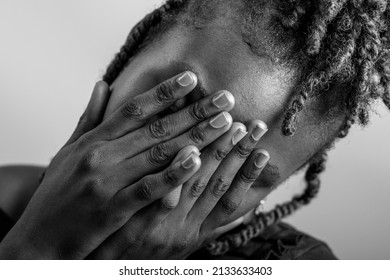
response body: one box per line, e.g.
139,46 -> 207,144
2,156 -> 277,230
81,177 -> 107,202
189,180 -> 206,198
221,197 -> 240,216
148,118 -> 170,139
162,166 -> 179,186
189,102 -> 208,121
212,149 -> 229,161
148,143 -> 171,166
211,178 -> 230,197
234,144 -> 253,159
160,198 -> 178,212
136,179 -> 154,201
122,101 -> 143,119
79,146 -> 105,171
189,125 -> 207,144
155,81 -> 175,103
239,168 -> 258,184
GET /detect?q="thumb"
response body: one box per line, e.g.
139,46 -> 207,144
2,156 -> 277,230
65,81 -> 110,146
160,146 -> 201,209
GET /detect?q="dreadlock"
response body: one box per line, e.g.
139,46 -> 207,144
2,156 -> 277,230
103,0 -> 188,85
102,0 -> 390,257
280,0 -> 390,136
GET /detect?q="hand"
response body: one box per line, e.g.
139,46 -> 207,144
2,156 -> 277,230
88,118 -> 269,259
0,71 -> 235,259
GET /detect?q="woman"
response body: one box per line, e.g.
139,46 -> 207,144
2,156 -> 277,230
0,0 -> 389,259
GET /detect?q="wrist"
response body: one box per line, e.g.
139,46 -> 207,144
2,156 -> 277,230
0,223 -> 54,259
0,237 -> 34,259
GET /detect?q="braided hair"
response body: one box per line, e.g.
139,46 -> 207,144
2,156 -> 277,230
102,0 -> 390,256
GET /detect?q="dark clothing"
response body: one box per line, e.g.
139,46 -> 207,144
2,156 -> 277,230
0,209 -> 337,259
0,210 -> 14,243
188,222 -> 337,260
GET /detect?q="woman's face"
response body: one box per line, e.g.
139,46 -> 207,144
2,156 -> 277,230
103,17 -> 344,221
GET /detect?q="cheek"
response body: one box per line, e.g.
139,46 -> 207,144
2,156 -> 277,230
104,72 -> 156,119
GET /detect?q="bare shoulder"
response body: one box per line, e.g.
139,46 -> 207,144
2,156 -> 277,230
0,165 -> 46,221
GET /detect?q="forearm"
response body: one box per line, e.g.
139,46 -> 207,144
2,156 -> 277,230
0,222 -> 47,260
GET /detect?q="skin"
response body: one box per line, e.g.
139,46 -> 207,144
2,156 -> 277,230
0,2 -> 347,259
83,10 -> 347,259
0,73 -> 239,259
0,67 -> 269,259
104,20 -> 345,227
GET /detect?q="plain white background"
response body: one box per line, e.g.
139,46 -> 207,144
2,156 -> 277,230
0,0 -> 389,259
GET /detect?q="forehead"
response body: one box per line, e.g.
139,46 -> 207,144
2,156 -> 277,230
107,15 -> 334,189
181,0 -> 283,62
110,22 -> 296,126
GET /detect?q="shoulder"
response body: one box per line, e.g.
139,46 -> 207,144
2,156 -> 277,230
0,165 -> 45,221
235,222 -> 338,260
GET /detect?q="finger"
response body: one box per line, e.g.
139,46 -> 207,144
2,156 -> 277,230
110,90 -> 234,159
202,149 -> 270,233
112,146 -> 201,218
213,216 -> 245,237
94,71 -> 197,141
89,147 -> 201,260
65,81 -> 110,146
112,111 -> 233,186
160,149 -> 200,216
187,120 -> 268,223
160,184 -> 183,214
174,122 -> 247,218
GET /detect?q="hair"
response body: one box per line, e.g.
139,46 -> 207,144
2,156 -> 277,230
102,0 -> 390,256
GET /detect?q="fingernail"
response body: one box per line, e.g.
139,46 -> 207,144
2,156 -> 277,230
190,149 -> 201,157
181,153 -> 197,169
255,150 -> 270,169
174,147 -> 200,165
232,128 -> 248,145
212,91 -> 232,109
210,112 -> 230,128
252,121 -> 268,141
177,71 -> 194,87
